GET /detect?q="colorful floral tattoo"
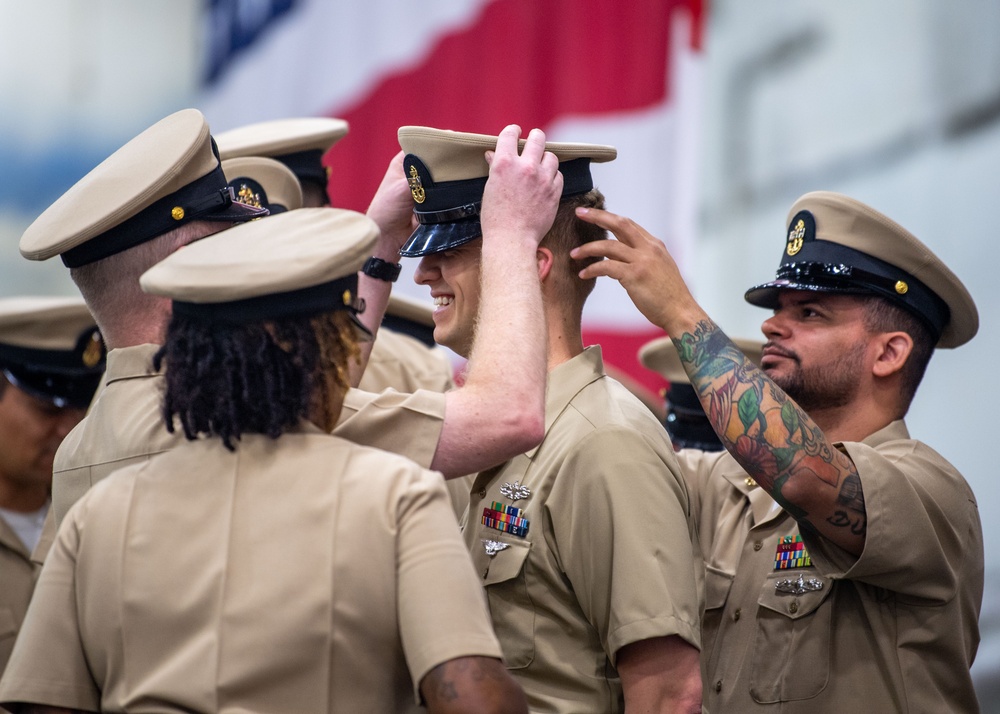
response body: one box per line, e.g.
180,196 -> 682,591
673,319 -> 866,539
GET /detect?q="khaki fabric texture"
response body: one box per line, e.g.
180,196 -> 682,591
462,347 -> 702,713
678,420 -> 982,713
0,427 -> 500,711
0,517 -> 38,677
358,331 -> 470,521
39,347 -> 448,563
335,387 -> 445,469
359,329 -> 454,395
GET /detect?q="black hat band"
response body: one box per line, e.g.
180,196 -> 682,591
0,328 -> 105,375
772,252 -> 949,341
279,149 -> 328,192
62,165 -> 241,269
171,274 -> 364,325
381,314 -> 436,347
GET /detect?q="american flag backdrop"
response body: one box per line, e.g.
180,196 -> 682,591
199,0 -> 705,397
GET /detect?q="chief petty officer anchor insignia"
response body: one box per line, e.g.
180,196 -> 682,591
481,481 -> 531,556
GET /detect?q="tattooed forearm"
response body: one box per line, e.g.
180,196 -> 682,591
672,318 -> 868,554
827,472 -> 867,536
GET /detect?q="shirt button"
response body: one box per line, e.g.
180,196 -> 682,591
753,541 -> 763,551
733,608 -> 741,621
714,680 -> 722,693
478,488 -> 487,498
482,568 -> 489,578
789,602 -> 799,614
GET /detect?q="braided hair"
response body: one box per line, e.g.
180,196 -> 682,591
153,310 -> 359,451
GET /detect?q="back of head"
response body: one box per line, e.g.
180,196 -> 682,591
140,208 -> 378,450
19,109 -> 267,346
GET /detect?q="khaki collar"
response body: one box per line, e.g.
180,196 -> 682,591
104,343 -> 163,385
524,345 -> 605,459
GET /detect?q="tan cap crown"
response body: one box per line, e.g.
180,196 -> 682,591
639,336 -> 763,384
215,117 -> 349,194
0,296 -> 105,407
140,208 -> 377,309
216,117 -> 349,160
745,191 -> 978,348
397,126 -> 617,257
397,126 -> 617,182
222,156 -> 304,214
19,108 -> 266,266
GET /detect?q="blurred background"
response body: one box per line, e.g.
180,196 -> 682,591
1,0 -> 996,703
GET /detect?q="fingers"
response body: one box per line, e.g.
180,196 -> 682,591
493,124 -> 522,161
573,206 -> 651,248
519,127 -> 547,163
572,238 -> 637,265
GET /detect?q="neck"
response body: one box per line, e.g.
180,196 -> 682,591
809,393 -> 899,443
545,302 -> 584,372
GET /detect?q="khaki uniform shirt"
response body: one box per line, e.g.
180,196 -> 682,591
0,518 -> 37,677
359,328 -> 454,395
358,331 -> 471,521
0,426 -> 500,712
679,420 -> 983,713
463,347 -> 702,713
35,344 -> 448,563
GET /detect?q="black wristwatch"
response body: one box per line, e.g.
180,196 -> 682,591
362,256 -> 401,283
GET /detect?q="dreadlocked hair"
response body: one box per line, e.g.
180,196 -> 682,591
153,310 -> 360,451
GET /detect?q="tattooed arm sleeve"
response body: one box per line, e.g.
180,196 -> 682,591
675,319 -> 867,556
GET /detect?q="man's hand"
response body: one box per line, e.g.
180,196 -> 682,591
353,151 -> 414,385
481,125 -> 562,251
571,207 -> 706,335
366,150 -> 416,259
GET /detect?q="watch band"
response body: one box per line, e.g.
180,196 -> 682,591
362,256 -> 401,283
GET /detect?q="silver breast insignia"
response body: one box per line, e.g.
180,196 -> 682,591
775,574 -> 824,595
499,481 -> 531,501
483,540 -> 510,557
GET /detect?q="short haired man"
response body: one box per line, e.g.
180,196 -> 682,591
26,116 -> 559,565
573,191 -> 983,711
400,127 -> 704,713
0,296 -> 105,676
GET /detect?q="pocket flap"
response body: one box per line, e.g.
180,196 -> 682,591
705,565 -> 735,611
474,539 -> 531,585
757,571 -> 831,620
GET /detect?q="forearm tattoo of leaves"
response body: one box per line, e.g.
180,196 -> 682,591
673,319 -> 863,535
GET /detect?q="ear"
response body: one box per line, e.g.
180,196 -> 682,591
537,246 -> 555,282
871,331 -> 913,379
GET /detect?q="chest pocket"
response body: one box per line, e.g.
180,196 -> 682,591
750,570 -> 834,703
476,539 -> 534,669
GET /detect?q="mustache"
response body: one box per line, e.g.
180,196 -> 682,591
762,342 -> 799,363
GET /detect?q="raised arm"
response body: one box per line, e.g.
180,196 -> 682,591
430,125 -> 562,476
571,207 -> 867,556
353,151 -> 415,385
